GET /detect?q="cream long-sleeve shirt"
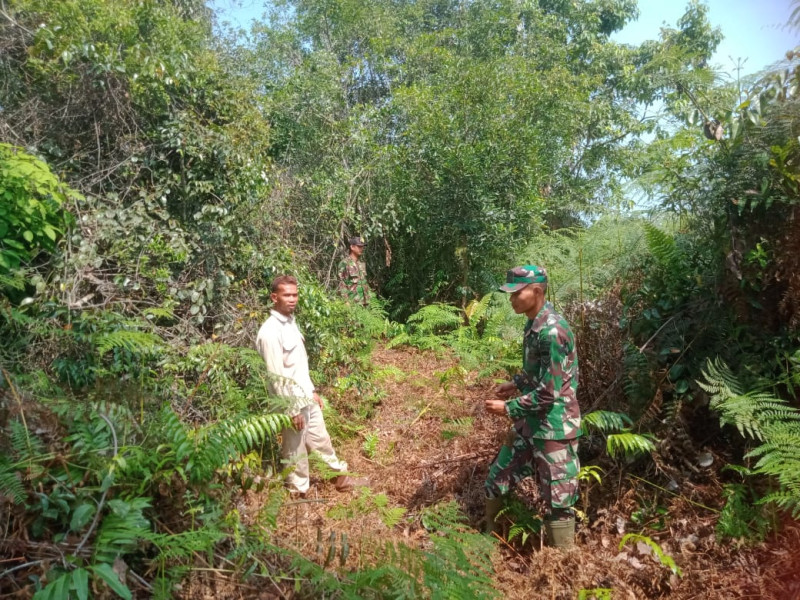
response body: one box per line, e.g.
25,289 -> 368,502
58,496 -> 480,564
256,309 -> 315,416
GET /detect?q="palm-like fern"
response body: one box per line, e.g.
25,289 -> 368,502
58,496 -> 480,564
159,406 -> 290,483
583,410 -> 656,459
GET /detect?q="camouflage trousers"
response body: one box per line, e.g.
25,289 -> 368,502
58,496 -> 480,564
485,431 -> 580,510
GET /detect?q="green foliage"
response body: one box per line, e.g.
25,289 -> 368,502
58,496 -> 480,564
0,455 -> 26,504
497,496 -> 542,548
154,405 -> 289,485
583,410 -> 656,460
716,482 -> 772,542
95,328 -> 164,357
240,0 -> 722,311
389,303 -> 464,351
288,502 -> 497,599
519,216 -> 649,305
583,410 -> 633,433
604,432 -> 657,459
699,358 -> 800,441
390,293 -> 521,374
166,343 -> 278,418
701,358 -> 800,519
0,144 -> 78,277
417,502 -> 499,599
579,589 -> 613,600
328,487 -> 407,530
578,464 -> 604,487
362,431 -> 379,459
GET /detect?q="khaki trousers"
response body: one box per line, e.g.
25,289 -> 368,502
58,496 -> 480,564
281,403 -> 347,493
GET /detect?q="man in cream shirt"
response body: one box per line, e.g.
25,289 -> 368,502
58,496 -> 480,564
256,275 -> 365,495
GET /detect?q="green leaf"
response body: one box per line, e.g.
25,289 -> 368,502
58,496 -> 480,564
91,563 -> 133,600
2,238 -> 25,250
54,572 -> 71,599
70,503 -> 96,532
72,568 -> 90,600
22,230 -> 34,243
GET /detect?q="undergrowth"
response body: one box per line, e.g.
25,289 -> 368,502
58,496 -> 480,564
700,358 -> 800,537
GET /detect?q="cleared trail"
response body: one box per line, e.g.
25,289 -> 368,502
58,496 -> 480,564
229,346 -> 800,599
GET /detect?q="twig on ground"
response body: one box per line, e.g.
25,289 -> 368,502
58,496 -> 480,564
413,450 -> 495,469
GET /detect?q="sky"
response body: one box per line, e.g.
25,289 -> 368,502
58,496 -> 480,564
209,0 -> 799,77
613,0 -> 798,78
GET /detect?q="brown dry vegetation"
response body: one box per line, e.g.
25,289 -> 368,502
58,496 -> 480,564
179,346 -> 800,600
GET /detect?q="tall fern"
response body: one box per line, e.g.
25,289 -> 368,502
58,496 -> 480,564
700,358 -> 800,517
157,406 -> 290,483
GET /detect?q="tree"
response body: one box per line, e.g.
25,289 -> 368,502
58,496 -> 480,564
245,0 -> 721,314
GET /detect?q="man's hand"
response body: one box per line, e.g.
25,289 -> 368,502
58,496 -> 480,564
484,399 -> 508,417
494,381 -> 517,399
313,392 -> 324,410
292,413 -> 306,430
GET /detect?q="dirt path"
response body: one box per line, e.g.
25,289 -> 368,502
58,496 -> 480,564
241,346 -> 800,599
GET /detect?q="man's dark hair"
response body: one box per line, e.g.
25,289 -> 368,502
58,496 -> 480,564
271,275 -> 298,293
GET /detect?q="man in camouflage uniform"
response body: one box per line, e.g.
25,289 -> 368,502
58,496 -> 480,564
484,265 -> 582,548
337,236 -> 370,307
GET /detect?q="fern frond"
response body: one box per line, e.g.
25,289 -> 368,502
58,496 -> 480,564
701,358 -> 798,441
757,490 -> 800,518
8,419 -> 42,463
0,269 -> 27,290
583,410 -> 633,433
217,413 -> 290,457
94,497 -> 155,561
703,358 -> 800,522
697,357 -> 744,395
143,306 -> 176,320
94,329 -> 163,357
152,528 -> 225,562
464,293 -> 494,326
0,456 -> 26,504
419,502 -> 499,599
606,432 -> 656,459
643,223 -> 679,269
406,304 -> 463,334
157,406 -> 289,484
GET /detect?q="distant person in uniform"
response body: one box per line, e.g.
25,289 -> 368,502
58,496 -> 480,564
483,265 -> 582,549
256,275 -> 367,496
338,236 -> 370,307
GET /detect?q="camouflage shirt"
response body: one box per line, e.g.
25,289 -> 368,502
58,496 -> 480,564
505,301 -> 582,440
337,256 -> 370,306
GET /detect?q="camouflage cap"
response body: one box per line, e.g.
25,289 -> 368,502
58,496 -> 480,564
498,265 -> 548,292
349,236 -> 366,246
